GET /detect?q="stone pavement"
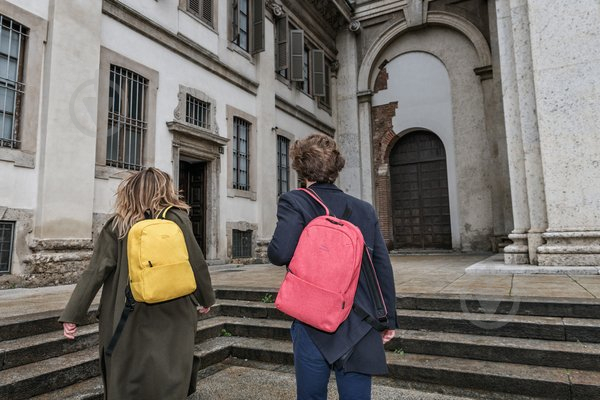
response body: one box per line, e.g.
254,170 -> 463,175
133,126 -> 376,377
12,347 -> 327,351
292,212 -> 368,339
209,254 -> 600,299
2,254 -> 600,319
192,362 -> 475,400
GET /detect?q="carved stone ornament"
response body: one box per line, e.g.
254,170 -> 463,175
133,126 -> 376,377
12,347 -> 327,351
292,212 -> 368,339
267,0 -> 284,17
349,20 -> 361,32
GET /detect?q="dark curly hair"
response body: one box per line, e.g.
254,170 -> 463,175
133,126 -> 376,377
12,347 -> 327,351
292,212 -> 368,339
290,133 -> 345,183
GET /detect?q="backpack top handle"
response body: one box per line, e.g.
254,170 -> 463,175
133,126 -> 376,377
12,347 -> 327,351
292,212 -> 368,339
297,188 -> 330,216
159,205 -> 174,219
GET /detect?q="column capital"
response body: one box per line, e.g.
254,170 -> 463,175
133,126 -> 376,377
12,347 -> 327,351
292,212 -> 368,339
357,90 -> 373,103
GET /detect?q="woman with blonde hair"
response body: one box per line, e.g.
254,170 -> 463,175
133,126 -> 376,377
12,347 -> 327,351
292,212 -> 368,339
59,167 -> 214,400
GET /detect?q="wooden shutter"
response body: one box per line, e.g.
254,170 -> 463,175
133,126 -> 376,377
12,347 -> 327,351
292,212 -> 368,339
232,0 -> 239,43
202,0 -> 212,24
312,49 -> 325,97
275,15 -> 289,71
251,0 -> 265,54
289,30 -> 304,82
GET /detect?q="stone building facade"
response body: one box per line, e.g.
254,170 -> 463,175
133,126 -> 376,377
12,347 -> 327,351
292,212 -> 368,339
0,0 -> 599,286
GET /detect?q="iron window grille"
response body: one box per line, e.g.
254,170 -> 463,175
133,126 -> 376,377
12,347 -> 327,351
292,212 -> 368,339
185,94 -> 211,130
187,0 -> 213,26
0,221 -> 15,274
233,116 -> 250,191
232,229 -> 252,258
277,135 -> 290,195
0,15 -> 27,150
107,65 -> 148,171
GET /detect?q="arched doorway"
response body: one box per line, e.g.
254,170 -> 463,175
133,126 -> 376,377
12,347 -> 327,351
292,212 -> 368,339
390,131 -> 451,249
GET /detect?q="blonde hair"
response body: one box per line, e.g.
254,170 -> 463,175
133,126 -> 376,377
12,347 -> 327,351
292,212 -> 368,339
112,168 -> 190,238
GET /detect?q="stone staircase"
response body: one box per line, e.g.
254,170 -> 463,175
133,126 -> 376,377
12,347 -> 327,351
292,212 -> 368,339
1,288 -> 600,399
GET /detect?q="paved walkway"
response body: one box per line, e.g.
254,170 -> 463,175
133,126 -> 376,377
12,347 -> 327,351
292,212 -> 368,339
2,254 -> 600,319
209,254 -> 600,298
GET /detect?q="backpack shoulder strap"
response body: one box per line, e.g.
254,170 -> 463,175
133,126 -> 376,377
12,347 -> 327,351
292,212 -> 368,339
158,205 -> 174,219
297,188 -> 330,216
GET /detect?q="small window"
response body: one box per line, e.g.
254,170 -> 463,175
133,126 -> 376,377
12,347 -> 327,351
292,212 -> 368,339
301,46 -> 310,94
0,221 -> 15,274
187,0 -> 213,26
232,0 -> 265,54
232,0 -> 249,51
0,15 -> 28,150
233,116 -> 251,191
185,94 -> 211,130
275,15 -> 288,77
277,135 -> 290,195
107,65 -> 149,171
232,229 -> 252,258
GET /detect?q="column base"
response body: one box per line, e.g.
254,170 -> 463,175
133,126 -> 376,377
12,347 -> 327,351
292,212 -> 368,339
503,233 -> 529,264
22,239 -> 93,286
537,231 -> 600,266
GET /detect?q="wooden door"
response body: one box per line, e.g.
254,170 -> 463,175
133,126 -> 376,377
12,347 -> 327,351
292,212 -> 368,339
390,131 -> 451,249
179,160 -> 207,254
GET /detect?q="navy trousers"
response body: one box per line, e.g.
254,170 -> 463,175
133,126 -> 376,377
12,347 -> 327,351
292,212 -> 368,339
291,321 -> 372,400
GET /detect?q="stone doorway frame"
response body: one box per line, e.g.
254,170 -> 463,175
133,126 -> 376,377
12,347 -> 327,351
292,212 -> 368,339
168,122 -> 228,261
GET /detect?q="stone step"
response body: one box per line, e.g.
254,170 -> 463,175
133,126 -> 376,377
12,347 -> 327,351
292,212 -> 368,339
387,329 -> 600,371
386,352 -> 600,400
214,287 -> 600,319
212,336 -> 600,400
29,377 -> 103,400
396,294 -> 600,319
0,324 -> 99,371
217,298 -> 290,321
0,334 -> 237,400
397,309 -> 600,343
0,308 -> 97,341
0,347 -> 99,400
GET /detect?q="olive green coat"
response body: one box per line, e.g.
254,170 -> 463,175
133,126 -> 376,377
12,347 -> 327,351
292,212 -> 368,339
59,209 -> 215,400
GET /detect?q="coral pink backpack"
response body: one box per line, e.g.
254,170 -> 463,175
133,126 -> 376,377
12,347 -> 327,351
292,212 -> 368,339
275,188 -> 388,333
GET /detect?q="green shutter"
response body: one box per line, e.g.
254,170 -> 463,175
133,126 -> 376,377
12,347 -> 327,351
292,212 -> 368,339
275,15 -> 289,71
251,0 -> 265,54
312,49 -> 325,97
289,30 -> 304,82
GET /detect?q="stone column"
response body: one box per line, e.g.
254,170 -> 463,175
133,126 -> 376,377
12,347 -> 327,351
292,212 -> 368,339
357,92 -> 374,204
29,0 -> 102,284
255,16 -> 278,263
509,0 -> 548,264
527,0 -> 600,266
495,0 -> 530,264
336,29 -> 368,200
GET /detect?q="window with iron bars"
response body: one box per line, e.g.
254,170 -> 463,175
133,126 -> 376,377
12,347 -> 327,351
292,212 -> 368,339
187,0 -> 213,26
0,15 -> 27,150
0,221 -> 15,274
277,135 -> 290,196
186,94 -> 211,130
107,65 -> 148,171
232,229 -> 252,258
233,116 -> 250,191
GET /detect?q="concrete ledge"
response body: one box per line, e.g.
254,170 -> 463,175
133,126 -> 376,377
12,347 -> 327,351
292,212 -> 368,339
466,254 -> 600,275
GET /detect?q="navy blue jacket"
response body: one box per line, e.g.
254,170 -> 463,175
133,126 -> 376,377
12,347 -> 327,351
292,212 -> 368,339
268,183 -> 397,375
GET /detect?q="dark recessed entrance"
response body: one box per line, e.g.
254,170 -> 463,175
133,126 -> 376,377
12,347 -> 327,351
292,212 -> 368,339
179,159 -> 207,255
390,131 -> 451,249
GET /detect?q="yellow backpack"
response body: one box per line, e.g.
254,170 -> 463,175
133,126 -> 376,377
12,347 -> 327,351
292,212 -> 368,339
127,206 -> 197,303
